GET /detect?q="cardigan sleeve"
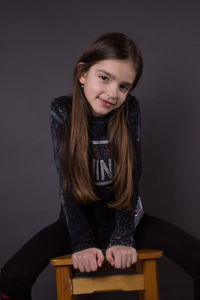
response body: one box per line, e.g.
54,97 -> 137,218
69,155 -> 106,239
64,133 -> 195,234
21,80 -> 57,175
49,96 -> 97,253
105,96 -> 142,250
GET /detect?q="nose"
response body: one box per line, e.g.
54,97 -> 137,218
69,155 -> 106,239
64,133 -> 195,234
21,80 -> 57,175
106,83 -> 118,99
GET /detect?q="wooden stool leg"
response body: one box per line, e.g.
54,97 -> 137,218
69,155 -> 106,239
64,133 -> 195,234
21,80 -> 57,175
135,260 -> 145,300
55,266 -> 76,300
143,260 -> 160,300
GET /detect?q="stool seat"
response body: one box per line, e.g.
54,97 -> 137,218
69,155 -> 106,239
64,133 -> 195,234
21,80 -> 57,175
51,249 -> 163,300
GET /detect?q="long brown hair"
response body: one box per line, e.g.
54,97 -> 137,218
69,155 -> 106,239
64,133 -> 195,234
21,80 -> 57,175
60,32 -> 143,210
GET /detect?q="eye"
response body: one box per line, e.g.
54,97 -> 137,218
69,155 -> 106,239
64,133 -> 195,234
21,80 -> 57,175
120,85 -> 129,92
99,75 -> 109,81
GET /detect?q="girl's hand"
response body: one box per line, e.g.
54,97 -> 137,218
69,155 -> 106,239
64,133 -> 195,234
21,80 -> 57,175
105,245 -> 137,269
72,247 -> 104,272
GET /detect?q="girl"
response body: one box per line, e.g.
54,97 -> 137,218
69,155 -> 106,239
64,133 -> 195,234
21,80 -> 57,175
0,32 -> 200,300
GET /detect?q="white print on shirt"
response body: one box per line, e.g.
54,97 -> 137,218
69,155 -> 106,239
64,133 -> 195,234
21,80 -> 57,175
90,140 -> 115,186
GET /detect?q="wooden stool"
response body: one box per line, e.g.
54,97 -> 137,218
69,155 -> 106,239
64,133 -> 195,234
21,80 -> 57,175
51,249 -> 163,300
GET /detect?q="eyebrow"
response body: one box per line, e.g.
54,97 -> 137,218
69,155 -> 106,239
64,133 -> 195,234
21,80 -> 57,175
96,69 -> 133,87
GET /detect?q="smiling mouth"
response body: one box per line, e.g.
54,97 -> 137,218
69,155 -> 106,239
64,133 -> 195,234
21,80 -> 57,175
99,98 -> 114,105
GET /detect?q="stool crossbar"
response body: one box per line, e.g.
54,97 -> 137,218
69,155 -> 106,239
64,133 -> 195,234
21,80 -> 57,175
51,249 -> 163,300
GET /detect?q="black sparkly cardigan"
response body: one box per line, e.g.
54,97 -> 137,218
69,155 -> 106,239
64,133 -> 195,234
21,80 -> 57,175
49,94 -> 143,254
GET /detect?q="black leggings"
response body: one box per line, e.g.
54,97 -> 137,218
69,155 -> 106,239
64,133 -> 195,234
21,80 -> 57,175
0,213 -> 200,300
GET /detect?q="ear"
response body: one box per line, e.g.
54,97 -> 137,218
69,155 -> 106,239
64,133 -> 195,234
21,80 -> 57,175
78,62 -> 87,85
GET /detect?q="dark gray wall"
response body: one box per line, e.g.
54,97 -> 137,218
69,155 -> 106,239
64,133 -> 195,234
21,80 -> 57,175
0,1 -> 199,299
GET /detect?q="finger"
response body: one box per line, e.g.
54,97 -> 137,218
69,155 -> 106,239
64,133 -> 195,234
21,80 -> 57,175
89,256 -> 98,272
114,251 -> 122,269
132,250 -> 138,265
72,257 -> 77,268
72,259 -> 78,270
106,249 -> 115,266
126,254 -> 133,268
78,261 -> 85,273
83,258 -> 91,273
97,250 -> 105,267
72,255 -> 79,270
121,253 -> 128,269
76,254 -> 86,273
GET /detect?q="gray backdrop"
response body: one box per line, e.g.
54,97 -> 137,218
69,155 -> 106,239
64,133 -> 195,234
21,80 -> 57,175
0,1 -> 199,299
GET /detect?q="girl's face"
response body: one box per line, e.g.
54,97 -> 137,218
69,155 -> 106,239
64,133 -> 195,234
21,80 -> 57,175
79,59 -> 137,117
